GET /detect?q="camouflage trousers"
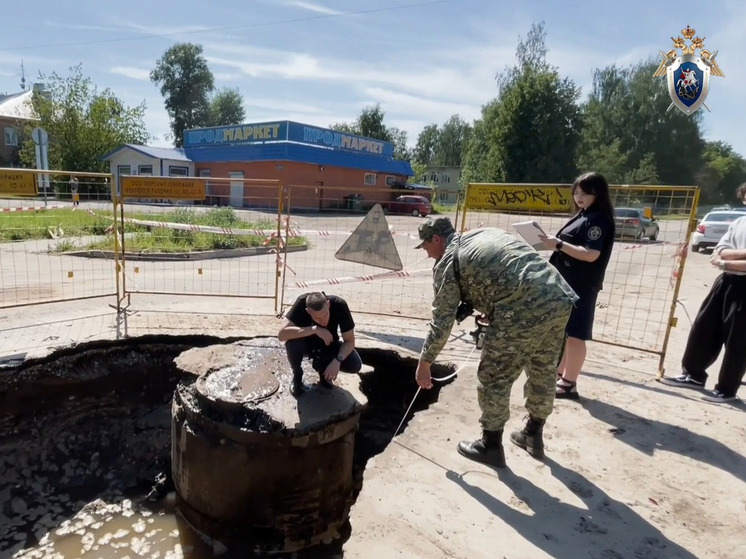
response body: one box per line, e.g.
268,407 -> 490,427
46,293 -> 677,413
477,301 -> 572,431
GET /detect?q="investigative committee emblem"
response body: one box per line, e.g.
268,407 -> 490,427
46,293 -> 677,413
652,25 -> 724,115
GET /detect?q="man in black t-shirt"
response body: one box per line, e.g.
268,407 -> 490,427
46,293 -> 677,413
278,292 -> 362,396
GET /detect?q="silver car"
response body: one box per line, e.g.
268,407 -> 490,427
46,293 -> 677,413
614,207 -> 660,241
691,210 -> 746,252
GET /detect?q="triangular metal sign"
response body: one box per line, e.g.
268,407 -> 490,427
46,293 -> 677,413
335,203 -> 403,271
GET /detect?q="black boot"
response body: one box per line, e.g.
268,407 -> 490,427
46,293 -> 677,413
510,416 -> 546,459
291,370 -> 308,397
457,430 -> 505,468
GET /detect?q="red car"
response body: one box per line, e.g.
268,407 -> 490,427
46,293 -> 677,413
385,195 -> 431,217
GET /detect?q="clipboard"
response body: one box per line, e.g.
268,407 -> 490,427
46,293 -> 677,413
512,221 -> 547,250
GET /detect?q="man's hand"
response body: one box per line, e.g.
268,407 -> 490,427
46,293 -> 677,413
415,361 -> 433,389
313,325 -> 333,345
324,359 -> 340,382
710,254 -> 723,268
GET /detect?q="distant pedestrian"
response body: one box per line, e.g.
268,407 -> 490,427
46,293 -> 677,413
70,176 -> 80,206
660,182 -> 746,403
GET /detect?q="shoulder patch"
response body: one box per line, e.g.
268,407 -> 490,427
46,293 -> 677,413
588,226 -> 602,241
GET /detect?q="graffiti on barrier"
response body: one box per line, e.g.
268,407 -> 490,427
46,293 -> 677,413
465,184 -> 572,213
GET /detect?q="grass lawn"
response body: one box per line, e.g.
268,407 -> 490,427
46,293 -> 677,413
1,207 -> 305,252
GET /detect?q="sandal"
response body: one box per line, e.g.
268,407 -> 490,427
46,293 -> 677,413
556,378 -> 579,400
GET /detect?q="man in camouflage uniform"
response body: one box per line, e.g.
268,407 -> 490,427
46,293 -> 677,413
415,217 -> 577,467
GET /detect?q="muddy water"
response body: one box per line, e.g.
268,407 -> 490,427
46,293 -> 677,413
16,495 -> 224,559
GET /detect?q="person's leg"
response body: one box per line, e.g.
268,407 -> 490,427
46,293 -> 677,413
556,289 -> 594,398
524,306 -> 571,420
712,277 -> 746,398
457,323 -> 526,468
666,277 -> 726,388
560,337 -> 586,383
339,349 -> 362,374
510,303 -> 571,458
285,338 -> 310,394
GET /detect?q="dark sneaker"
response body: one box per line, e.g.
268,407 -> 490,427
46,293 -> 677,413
291,380 -> 309,397
659,374 -> 705,390
701,390 -> 738,403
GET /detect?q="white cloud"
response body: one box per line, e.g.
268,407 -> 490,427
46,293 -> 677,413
110,66 -> 151,81
282,1 -> 342,15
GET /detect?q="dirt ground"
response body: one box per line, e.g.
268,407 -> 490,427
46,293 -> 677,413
343,248 -> 745,559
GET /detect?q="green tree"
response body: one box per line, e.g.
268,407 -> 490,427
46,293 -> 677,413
19,65 -> 149,172
413,124 -> 438,165
414,116 -> 472,167
151,43 -> 214,146
696,141 -> 746,204
462,22 -> 582,183
578,62 -> 704,186
331,104 -> 410,160
208,87 -> 245,126
435,115 -> 471,166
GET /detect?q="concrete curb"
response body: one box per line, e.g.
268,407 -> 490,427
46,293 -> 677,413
63,244 -> 308,261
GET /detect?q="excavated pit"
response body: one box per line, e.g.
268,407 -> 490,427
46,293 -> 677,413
0,335 -> 455,558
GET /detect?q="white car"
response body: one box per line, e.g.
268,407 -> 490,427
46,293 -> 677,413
691,210 -> 746,252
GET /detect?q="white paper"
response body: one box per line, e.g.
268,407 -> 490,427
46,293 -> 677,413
512,220 -> 547,250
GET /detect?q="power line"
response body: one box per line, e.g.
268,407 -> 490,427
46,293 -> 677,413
0,0 -> 455,53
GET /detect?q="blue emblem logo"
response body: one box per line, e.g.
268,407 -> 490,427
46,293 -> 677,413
652,26 -> 724,116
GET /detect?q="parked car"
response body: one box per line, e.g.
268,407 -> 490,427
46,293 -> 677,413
691,210 -> 746,252
614,207 -> 660,241
384,195 -> 431,217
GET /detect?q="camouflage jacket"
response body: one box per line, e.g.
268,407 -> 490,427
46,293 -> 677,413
420,228 -> 579,363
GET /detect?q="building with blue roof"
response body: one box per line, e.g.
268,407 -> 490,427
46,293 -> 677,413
104,120 -> 415,210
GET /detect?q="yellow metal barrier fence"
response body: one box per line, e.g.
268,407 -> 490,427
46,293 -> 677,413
460,182 -> 700,374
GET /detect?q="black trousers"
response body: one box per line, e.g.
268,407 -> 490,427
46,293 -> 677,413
681,273 -> 746,396
285,338 -> 362,382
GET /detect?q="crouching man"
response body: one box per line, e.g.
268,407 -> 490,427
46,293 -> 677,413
278,292 -> 363,396
414,218 -> 577,467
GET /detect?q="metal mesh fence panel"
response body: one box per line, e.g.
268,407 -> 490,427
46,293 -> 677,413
115,176 -> 283,302
279,184 -> 442,317
460,183 -> 699,361
0,169 -> 116,308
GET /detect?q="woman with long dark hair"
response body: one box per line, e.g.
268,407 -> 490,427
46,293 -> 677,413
540,172 -> 615,399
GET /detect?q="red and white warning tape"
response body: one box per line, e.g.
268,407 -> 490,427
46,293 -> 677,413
288,268 -> 431,289
91,211 -> 422,241
0,205 -> 68,212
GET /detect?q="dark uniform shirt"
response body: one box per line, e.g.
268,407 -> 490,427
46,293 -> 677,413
549,207 -> 615,292
285,293 -> 355,351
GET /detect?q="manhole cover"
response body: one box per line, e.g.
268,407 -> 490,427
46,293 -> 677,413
196,366 -> 280,410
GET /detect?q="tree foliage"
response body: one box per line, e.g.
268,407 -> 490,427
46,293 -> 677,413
696,141 -> 746,204
209,87 -> 246,126
151,43 -> 215,146
19,64 -> 149,172
577,62 -> 704,186
331,104 -> 410,160
462,22 -> 581,183
413,116 -> 471,167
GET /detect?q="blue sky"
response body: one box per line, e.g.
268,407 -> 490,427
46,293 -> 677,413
1,0 -> 743,158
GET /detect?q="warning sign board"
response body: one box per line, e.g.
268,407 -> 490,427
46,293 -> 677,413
335,204 -> 403,271
0,171 -> 36,195
121,176 -> 206,200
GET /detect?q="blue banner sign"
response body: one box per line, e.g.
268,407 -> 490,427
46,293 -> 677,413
184,122 -> 287,147
287,122 -> 394,158
184,120 -> 395,158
